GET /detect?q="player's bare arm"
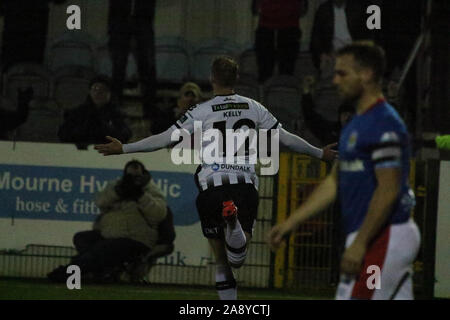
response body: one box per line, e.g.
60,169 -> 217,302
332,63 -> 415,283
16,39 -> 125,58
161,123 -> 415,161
95,128 -> 175,156
278,128 -> 338,162
268,162 -> 339,251
340,167 -> 402,275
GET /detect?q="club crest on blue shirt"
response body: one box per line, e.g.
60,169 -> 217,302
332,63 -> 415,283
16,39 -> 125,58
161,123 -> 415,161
347,131 -> 358,151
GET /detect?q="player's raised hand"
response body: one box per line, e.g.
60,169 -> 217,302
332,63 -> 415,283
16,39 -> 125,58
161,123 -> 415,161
322,142 -> 338,162
94,136 -> 124,156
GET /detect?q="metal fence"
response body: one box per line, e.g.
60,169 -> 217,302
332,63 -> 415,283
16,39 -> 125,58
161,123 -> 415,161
0,245 -> 76,278
273,154 -> 338,292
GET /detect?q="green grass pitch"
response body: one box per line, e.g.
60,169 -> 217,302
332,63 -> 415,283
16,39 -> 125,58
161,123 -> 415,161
0,278 -> 333,300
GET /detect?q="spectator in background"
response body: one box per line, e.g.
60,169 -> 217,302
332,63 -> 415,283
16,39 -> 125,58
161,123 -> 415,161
0,0 -> 65,72
252,0 -> 309,83
151,82 -> 203,135
125,206 -> 176,283
310,0 -> 376,75
48,160 -> 171,283
108,0 -> 157,118
301,75 -> 354,145
57,76 -> 131,149
0,88 -> 33,140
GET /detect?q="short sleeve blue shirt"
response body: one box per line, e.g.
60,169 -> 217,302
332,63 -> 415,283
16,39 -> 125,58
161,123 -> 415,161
338,99 -> 415,235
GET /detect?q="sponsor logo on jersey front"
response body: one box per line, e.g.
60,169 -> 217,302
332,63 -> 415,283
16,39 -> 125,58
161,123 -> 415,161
220,164 -> 251,172
206,163 -> 251,173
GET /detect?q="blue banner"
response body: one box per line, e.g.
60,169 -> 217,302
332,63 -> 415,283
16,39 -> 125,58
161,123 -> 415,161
0,164 -> 199,226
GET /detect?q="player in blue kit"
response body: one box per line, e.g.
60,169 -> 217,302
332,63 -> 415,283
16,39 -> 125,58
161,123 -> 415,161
269,41 -> 421,300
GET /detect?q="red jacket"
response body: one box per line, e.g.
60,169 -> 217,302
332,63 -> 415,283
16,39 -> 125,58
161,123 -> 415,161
257,0 -> 304,29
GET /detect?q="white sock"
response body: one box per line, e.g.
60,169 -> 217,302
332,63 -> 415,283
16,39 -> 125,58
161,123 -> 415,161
225,220 -> 247,267
225,219 -> 246,247
215,264 -> 237,300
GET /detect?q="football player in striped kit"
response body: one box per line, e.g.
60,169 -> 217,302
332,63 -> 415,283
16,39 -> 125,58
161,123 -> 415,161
95,56 -> 337,299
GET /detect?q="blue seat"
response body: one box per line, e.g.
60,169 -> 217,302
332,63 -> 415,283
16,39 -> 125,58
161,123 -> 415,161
47,31 -> 97,72
192,38 -> 240,84
155,37 -> 191,84
294,52 -> 318,83
239,48 -> 258,80
312,87 -> 341,124
95,42 -> 138,81
95,44 -> 113,78
263,75 -> 303,133
235,76 -> 260,101
3,63 -> 51,106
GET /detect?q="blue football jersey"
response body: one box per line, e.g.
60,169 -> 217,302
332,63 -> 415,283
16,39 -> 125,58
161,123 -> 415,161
338,99 -> 415,235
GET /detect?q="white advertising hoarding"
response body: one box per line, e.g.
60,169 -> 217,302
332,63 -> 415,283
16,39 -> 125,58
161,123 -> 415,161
435,161 -> 450,298
0,141 -> 209,267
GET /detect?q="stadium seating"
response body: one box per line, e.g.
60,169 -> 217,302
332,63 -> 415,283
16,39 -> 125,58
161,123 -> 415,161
316,56 -> 335,89
238,48 -> 258,80
95,43 -> 113,78
47,31 -> 97,72
192,38 -> 240,84
294,52 -> 318,83
52,66 -> 96,110
2,63 -> 51,106
234,75 -> 260,101
263,75 -> 303,133
95,41 -> 138,81
15,99 -> 62,143
312,86 -> 341,123
155,37 -> 191,84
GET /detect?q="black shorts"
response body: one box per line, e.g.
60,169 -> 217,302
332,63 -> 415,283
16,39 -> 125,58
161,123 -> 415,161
196,183 -> 259,239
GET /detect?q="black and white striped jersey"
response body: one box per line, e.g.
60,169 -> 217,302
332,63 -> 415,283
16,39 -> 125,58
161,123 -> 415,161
171,94 -> 280,192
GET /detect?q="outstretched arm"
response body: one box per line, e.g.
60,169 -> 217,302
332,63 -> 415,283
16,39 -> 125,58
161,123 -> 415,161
278,127 -> 337,162
268,162 -> 338,250
95,127 -> 175,156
